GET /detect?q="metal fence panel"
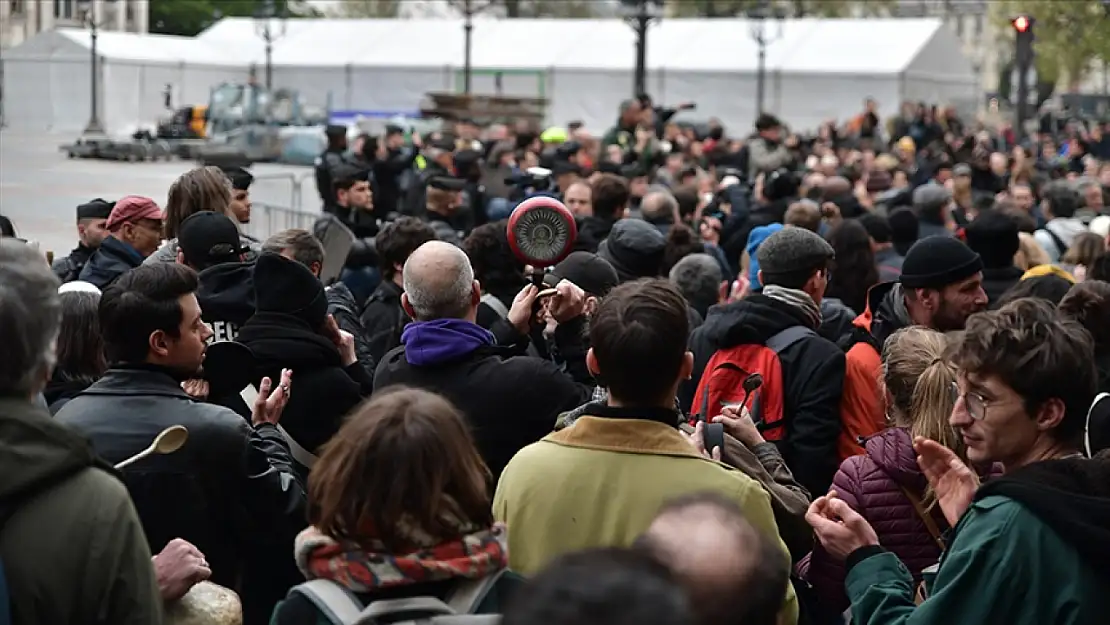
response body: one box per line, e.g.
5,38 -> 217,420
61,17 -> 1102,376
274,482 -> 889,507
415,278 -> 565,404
244,171 -> 321,241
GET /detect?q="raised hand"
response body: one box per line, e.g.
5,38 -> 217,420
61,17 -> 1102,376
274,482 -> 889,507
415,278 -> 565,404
806,492 -> 880,560
915,436 -> 979,526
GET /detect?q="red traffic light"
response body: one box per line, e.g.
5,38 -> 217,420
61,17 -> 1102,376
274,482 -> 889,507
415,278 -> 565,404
1012,15 -> 1031,32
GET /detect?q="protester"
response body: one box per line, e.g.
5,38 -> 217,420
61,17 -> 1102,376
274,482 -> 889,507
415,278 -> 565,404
636,493 -> 792,625
1035,181 -> 1086,262
808,298 -> 1109,624
1058,280 -> 1110,393
236,252 -> 372,465
78,195 -> 165,289
0,240 -> 162,625
502,548 -> 694,625
360,216 -> 437,363
963,209 -> 1022,308
375,241 -> 592,478
220,166 -> 255,240
669,252 -> 722,320
996,273 -> 1074,308
52,198 -> 113,283
495,278 -> 798,622
262,228 -> 377,378
176,211 -> 254,344
273,388 -> 522,623
686,227 -> 845,497
911,185 -> 953,239
824,219 -> 879,316
463,220 -> 528,330
803,327 -> 979,614
54,262 -> 306,625
576,173 -> 629,252
858,213 -> 904,282
42,288 -> 105,413
150,166 -> 257,265
840,236 -> 987,460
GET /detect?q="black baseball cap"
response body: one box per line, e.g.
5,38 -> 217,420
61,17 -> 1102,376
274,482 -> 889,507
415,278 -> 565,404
543,251 -> 620,297
178,211 -> 248,268
221,166 -> 254,191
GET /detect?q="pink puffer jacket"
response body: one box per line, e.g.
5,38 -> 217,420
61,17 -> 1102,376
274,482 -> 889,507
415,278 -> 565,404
799,427 -> 952,614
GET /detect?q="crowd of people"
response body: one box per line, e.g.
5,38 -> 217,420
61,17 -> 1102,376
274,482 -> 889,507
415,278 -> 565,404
2,93 -> 1110,625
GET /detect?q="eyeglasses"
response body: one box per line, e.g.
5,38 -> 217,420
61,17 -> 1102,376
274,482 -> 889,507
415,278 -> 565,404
951,382 -> 990,421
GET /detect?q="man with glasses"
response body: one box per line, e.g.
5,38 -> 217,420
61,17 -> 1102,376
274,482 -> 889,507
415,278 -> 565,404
807,298 -> 1110,625
79,195 -> 165,289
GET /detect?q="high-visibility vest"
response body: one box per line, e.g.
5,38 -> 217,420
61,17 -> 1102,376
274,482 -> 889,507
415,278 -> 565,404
415,154 -> 427,170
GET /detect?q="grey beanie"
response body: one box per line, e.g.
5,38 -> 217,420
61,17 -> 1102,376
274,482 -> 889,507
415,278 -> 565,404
756,226 -> 835,281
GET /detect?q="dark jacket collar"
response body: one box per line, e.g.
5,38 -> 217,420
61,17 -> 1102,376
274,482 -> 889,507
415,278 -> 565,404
79,363 -> 193,399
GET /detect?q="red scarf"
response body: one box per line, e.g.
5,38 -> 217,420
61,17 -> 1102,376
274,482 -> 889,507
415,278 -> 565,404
295,523 -> 508,592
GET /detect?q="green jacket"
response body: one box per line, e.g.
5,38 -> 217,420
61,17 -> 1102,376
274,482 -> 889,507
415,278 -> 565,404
0,397 -> 162,625
845,458 -> 1110,625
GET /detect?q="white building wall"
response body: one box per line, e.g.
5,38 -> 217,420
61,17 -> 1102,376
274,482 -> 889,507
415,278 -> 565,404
1,0 -> 148,49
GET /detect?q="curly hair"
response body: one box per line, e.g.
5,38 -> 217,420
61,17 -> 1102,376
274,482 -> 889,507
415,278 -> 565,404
948,298 -> 1096,444
375,217 -> 437,281
662,224 -> 704,276
824,219 -> 879,315
462,220 -> 526,294
1058,280 -> 1110,349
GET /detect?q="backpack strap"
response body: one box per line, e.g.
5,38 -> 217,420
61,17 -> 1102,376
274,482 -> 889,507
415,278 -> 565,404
289,579 -> 365,624
765,326 -> 816,354
480,293 -> 510,319
445,570 -> 507,614
1042,227 -> 1069,258
362,596 -> 456,620
894,484 -> 945,552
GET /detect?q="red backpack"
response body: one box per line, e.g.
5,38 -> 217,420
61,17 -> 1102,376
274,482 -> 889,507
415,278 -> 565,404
691,326 -> 815,441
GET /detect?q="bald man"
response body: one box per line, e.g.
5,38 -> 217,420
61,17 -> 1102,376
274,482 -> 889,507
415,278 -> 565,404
374,241 -> 593,477
636,493 -> 791,625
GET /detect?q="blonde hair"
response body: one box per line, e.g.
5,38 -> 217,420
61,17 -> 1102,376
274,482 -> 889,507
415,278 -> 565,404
1014,231 -> 1051,270
881,327 -> 964,508
164,166 -> 233,239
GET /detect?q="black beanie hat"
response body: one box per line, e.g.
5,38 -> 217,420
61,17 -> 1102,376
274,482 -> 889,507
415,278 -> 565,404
252,252 -> 328,328
900,236 -> 984,289
964,210 -> 1020,269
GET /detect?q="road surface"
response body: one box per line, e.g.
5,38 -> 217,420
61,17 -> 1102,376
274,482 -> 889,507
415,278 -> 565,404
0,130 -> 322,259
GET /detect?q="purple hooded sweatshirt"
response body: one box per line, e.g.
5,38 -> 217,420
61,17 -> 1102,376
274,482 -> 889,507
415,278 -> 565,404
401,318 -> 495,367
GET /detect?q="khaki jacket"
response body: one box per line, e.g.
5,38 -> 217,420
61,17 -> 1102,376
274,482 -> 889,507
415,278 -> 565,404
495,415 -> 798,625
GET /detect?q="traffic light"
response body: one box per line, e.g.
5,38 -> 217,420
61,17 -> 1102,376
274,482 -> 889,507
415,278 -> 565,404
1012,15 -> 1035,65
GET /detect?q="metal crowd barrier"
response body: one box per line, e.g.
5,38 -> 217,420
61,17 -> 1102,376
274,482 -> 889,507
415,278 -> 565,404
242,171 -> 322,241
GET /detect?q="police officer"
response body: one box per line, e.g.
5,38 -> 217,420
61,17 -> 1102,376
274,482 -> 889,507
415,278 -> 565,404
425,176 -> 469,246
403,136 -> 456,218
52,199 -> 114,283
315,124 -> 351,209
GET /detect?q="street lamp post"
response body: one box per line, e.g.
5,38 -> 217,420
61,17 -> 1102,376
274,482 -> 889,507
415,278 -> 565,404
464,0 -> 474,95
621,0 -> 662,97
748,0 -> 783,117
83,4 -> 105,136
254,0 -> 287,91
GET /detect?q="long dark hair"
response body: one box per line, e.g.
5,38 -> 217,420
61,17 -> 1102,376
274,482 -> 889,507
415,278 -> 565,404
55,291 -> 107,384
825,219 -> 879,315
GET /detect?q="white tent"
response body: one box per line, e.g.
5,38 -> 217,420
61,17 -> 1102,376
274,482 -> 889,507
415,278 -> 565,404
1,29 -> 256,134
1,18 -> 977,135
197,17 -> 977,132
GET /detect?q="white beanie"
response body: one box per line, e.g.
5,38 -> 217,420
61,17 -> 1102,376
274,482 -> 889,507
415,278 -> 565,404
58,281 -> 101,295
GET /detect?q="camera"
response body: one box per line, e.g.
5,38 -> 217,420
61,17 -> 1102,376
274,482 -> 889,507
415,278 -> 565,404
505,167 -> 555,201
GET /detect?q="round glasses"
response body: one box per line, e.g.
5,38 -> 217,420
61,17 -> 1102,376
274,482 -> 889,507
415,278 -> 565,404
951,382 -> 990,421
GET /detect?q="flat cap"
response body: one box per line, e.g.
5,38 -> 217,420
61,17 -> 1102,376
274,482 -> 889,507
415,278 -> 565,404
756,226 -> 835,281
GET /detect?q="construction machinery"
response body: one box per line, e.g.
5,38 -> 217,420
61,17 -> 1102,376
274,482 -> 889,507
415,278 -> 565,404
61,81 -> 329,166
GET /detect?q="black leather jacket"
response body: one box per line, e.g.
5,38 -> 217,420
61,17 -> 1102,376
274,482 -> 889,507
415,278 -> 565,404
54,365 -> 307,623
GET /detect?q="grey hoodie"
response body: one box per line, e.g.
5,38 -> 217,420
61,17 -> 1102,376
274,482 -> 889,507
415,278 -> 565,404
1034,218 -> 1088,262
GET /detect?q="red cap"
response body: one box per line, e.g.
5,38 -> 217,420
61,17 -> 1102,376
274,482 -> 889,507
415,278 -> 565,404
106,195 -> 164,231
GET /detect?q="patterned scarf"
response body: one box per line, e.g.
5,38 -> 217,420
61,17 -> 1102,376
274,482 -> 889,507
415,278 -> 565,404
294,521 -> 509,593
760,285 -> 822,330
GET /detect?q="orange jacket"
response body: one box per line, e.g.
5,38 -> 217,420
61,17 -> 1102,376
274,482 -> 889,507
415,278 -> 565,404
837,299 -> 886,460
